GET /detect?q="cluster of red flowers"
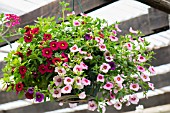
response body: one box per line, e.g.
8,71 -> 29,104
15,27 -> 70,93
24,27 -> 39,43
5,14 -> 20,27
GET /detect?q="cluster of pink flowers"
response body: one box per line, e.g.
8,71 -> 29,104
5,14 -> 20,27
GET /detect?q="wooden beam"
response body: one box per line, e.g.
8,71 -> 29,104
137,0 -> 170,14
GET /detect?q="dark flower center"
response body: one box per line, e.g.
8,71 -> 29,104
99,76 -> 103,79
73,47 -> 76,50
103,66 -> 107,69
143,75 -> 147,79
67,79 -> 71,82
117,77 -> 120,81
90,104 -> 94,107
57,78 -> 61,82
131,97 -> 136,100
54,90 -> 59,94
64,87 -> 69,91
106,84 -> 110,87
132,85 -> 136,88
58,69 -> 62,73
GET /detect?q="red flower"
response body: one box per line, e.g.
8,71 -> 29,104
99,32 -> 104,38
52,57 -> 62,65
19,66 -> 27,75
58,41 -> 68,50
24,32 -> 33,43
21,74 -> 25,79
15,52 -> 24,60
61,52 -> 69,62
43,34 -> 52,41
50,41 -> 58,51
16,82 -> 24,92
24,26 -> 31,33
26,49 -> 32,56
42,48 -> 53,58
31,28 -> 39,34
25,92 -> 33,99
46,58 -> 53,64
38,64 -> 47,74
47,64 -> 54,73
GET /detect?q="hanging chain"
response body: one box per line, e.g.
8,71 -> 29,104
76,0 -> 84,13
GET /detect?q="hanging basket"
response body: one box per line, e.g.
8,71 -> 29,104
1,2 -> 155,113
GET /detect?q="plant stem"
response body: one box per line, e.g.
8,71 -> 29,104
62,9 -> 65,23
1,36 -> 12,48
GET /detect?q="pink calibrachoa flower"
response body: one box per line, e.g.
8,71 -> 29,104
138,54 -> 146,62
80,13 -> 88,17
67,11 -> 75,16
105,56 -> 113,62
75,77 -> 84,89
112,30 -> 117,35
149,66 -> 156,74
69,103 -> 77,108
100,63 -> 111,73
148,82 -> 154,90
53,76 -> 63,86
114,75 -> 124,84
104,51 -> 110,57
137,66 -> 145,72
82,77 -> 91,86
64,77 -> 74,85
125,43 -> 133,50
103,82 -> 113,90
129,27 -> 138,34
88,101 -> 97,111
130,83 -> 140,91
115,24 -> 122,32
62,62 -> 71,68
55,67 -> 66,75
97,74 -> 104,82
73,20 -> 81,26
73,65 -> 83,74
138,37 -> 144,42
114,101 -> 122,110
106,99 -> 113,106
79,49 -> 87,54
79,92 -> 86,99
99,44 -> 107,51
61,85 -> 72,94
141,74 -> 150,82
129,94 -> 139,104
109,36 -> 118,42
70,44 -> 79,53
95,37 -> 104,44
110,91 -> 115,99
59,102 -> 63,106
52,88 -> 61,98
80,62 -> 88,70
84,53 -> 93,60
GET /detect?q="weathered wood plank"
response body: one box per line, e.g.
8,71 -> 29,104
151,45 -> 170,66
149,8 -> 169,31
137,0 -> 170,14
2,101 -> 69,113
0,92 -> 24,104
119,14 -> 152,36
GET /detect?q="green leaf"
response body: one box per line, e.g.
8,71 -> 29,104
18,91 -> 24,99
